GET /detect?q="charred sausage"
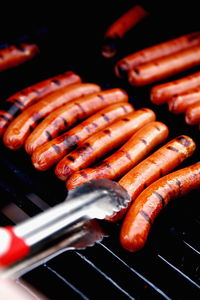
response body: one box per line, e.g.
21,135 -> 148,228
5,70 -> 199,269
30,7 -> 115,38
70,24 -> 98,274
150,71 -> 200,105
0,71 -> 81,137
25,88 -> 128,154
120,162 -> 200,252
128,45 -> 200,86
55,108 -> 156,181
185,101 -> 200,125
0,43 -> 38,72
112,135 -> 196,222
3,83 -> 101,150
66,121 -> 168,190
115,32 -> 200,77
168,86 -> 200,113
102,5 -> 148,58
31,102 -> 133,171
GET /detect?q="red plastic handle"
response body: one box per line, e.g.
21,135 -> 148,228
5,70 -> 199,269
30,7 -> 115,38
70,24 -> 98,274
0,226 -> 30,266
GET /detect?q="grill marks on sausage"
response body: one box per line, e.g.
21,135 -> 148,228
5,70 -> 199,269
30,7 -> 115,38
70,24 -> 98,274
61,117 -> 68,128
98,94 -> 105,102
75,102 -> 86,114
125,151 -> 132,161
139,210 -> 152,225
153,191 -> 165,207
141,138 -> 147,145
45,131 -> 53,141
102,114 -> 110,122
176,136 -> 191,147
52,79 -> 61,86
52,144 -> 61,154
167,146 -> 179,152
0,114 -> 10,122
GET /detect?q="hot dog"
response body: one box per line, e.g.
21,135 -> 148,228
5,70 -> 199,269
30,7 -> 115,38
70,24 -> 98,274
168,86 -> 200,114
3,83 -> 101,150
55,108 -> 155,181
32,102 -> 133,171
150,71 -> 200,105
185,101 -> 200,125
66,121 -> 168,190
115,32 -> 200,77
0,43 -> 39,72
0,71 -> 81,137
112,135 -> 196,222
128,45 -> 200,86
120,162 -> 200,252
25,88 -> 128,154
102,5 -> 148,58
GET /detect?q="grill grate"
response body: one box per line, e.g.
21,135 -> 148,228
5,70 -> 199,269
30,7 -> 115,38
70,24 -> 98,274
0,2 -> 200,299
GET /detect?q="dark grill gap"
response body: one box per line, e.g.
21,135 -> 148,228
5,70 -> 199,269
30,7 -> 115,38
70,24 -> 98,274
0,2 -> 200,299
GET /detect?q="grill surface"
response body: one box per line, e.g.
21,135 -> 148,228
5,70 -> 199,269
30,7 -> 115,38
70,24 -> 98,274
0,2 -> 200,299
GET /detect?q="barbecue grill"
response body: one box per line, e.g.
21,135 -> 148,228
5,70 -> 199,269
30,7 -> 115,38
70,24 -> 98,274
0,2 -> 199,299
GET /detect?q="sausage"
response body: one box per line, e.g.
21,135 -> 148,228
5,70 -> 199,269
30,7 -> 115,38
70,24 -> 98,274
0,71 -> 81,137
3,83 -> 101,150
55,108 -> 156,181
25,88 -> 128,154
102,5 -> 148,58
32,102 -> 133,171
66,121 -> 169,190
115,32 -> 200,77
128,45 -> 200,86
168,86 -> 200,114
150,71 -> 200,105
0,43 -> 39,72
120,162 -> 200,252
112,135 -> 196,222
185,101 -> 200,125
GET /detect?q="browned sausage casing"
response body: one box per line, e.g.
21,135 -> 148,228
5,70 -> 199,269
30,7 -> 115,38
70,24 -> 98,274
185,101 -> 200,125
0,43 -> 39,72
102,5 -> 148,58
168,86 -> 200,114
31,102 -> 133,171
25,88 -> 128,154
128,45 -> 200,86
150,71 -> 200,105
120,162 -> 200,252
115,32 -> 200,77
66,121 -> 168,190
55,108 -> 156,181
0,71 -> 81,137
3,83 -> 101,150
109,135 -> 196,222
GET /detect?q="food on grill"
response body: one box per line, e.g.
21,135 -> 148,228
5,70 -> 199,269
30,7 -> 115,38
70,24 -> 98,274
185,101 -> 200,125
128,46 -> 200,86
0,43 -> 39,72
115,32 -> 200,77
32,102 -> 133,171
110,135 -> 196,222
25,88 -> 128,154
102,4 -> 148,58
3,83 -> 101,150
168,86 -> 200,114
66,121 -> 168,190
120,162 -> 200,252
150,71 -> 200,105
0,71 -> 81,137
55,108 -> 156,181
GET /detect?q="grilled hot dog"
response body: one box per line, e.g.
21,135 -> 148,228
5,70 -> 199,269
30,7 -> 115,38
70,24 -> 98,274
0,71 -> 81,137
168,86 -> 200,114
115,32 -> 200,77
150,71 -> 200,105
55,108 -> 155,181
0,43 -> 39,72
128,45 -> 200,86
32,102 -> 133,171
3,83 -> 100,150
66,121 -> 168,190
102,5 -> 148,58
110,135 -> 196,222
185,101 -> 200,125
25,88 -> 128,154
120,162 -> 200,252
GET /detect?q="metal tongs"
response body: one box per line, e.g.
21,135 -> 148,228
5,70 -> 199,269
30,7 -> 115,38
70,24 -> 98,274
0,179 -> 130,279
